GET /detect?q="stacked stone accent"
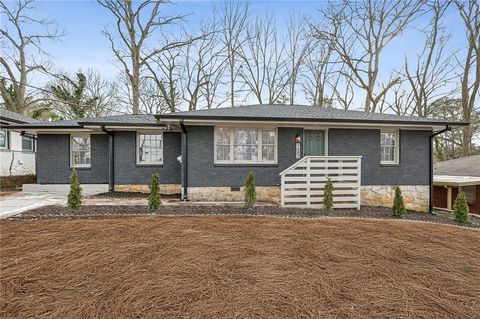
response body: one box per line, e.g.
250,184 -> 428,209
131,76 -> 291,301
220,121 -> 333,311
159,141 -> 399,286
115,184 -> 181,195
187,186 -> 281,203
361,185 -> 429,212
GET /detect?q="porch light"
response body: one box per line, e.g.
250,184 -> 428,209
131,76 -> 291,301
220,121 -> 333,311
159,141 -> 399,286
295,134 -> 302,143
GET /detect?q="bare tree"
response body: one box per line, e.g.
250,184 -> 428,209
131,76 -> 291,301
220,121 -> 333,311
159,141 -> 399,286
180,23 -> 227,110
83,69 -> 122,117
403,0 -> 455,118
144,47 -> 182,113
238,15 -> 289,105
98,0 -> 189,114
0,0 -> 63,115
285,15 -> 311,105
316,0 -> 424,112
455,0 -> 480,156
218,0 -> 249,107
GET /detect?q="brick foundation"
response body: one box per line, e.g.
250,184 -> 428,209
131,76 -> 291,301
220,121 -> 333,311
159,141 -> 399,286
361,185 -> 429,212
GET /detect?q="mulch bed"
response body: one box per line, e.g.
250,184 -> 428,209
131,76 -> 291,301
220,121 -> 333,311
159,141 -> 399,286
11,204 -> 480,228
85,191 -> 180,199
1,216 -> 479,318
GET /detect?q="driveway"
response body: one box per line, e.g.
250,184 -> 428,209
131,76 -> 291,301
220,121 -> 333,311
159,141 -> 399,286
0,192 -> 65,219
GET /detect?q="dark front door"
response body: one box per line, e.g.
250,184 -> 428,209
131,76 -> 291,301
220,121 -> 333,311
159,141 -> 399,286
304,130 -> 325,156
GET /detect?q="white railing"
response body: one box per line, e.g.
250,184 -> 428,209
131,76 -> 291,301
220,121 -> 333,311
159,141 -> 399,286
279,156 -> 362,210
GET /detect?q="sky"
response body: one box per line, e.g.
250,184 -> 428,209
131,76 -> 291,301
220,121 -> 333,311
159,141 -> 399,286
0,0 -> 470,108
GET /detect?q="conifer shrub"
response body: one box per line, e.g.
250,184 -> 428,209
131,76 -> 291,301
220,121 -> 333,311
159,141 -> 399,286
148,173 -> 161,213
453,191 -> 469,223
323,177 -> 334,211
67,169 -> 82,209
392,186 -> 406,218
244,171 -> 256,208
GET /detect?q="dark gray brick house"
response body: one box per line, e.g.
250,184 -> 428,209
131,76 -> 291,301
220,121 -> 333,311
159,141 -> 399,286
9,104 -> 466,212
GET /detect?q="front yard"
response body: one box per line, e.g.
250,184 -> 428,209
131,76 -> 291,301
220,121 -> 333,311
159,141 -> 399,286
1,215 -> 479,318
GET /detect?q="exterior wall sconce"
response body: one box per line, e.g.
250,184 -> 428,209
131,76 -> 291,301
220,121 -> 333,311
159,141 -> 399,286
295,134 -> 302,159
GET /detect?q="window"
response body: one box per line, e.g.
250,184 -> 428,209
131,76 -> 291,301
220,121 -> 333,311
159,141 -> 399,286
380,130 -> 399,164
70,134 -> 91,168
137,132 -> 163,164
22,136 -> 34,152
0,129 -> 8,149
215,127 -> 277,164
463,186 -> 477,204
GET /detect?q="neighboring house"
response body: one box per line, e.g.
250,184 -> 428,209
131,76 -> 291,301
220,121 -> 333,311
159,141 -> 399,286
0,108 -> 39,178
9,104 -> 466,212
434,155 -> 480,214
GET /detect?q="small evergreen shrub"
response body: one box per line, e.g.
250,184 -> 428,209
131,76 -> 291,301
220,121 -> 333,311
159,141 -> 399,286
244,171 -> 256,208
323,177 -> 334,211
392,186 -> 406,218
453,191 -> 469,223
148,173 -> 161,213
67,169 -> 82,209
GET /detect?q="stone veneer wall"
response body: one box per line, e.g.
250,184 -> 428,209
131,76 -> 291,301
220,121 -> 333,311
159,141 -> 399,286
361,185 -> 429,212
115,184 -> 181,194
187,186 -> 281,203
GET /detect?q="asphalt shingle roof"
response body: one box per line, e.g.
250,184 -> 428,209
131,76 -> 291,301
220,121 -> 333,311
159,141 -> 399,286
434,155 -> 480,177
156,104 -> 466,126
0,108 -> 40,124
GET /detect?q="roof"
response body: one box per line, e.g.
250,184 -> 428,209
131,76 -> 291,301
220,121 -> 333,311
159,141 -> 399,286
434,155 -> 480,177
0,108 -> 40,124
433,175 -> 480,187
6,114 -> 159,129
156,104 -> 467,126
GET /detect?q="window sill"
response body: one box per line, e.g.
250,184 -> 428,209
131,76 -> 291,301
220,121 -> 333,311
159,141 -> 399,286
70,167 -> 91,170
380,163 -> 400,167
214,163 -> 278,167
136,163 -> 164,167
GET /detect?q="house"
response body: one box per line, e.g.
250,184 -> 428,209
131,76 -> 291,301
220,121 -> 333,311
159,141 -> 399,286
434,155 -> 480,214
0,109 -> 39,185
8,104 -> 467,212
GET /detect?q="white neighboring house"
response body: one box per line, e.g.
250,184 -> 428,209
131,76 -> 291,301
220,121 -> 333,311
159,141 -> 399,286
0,108 -> 39,177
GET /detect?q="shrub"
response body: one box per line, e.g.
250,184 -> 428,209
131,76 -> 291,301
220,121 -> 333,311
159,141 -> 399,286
148,173 -> 161,213
67,169 -> 82,209
392,186 -> 406,218
244,171 -> 256,208
453,191 -> 469,223
323,177 -> 334,211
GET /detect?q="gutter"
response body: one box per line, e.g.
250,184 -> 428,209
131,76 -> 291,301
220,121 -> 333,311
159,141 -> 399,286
180,120 -> 189,201
101,126 -> 115,192
429,125 -> 452,213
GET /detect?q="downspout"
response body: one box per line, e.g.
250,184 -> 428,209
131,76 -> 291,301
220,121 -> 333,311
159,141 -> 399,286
101,126 -> 115,192
180,120 -> 188,201
429,125 -> 451,213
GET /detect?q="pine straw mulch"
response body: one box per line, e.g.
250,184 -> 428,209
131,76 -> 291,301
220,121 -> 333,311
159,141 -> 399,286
1,216 -> 479,318
9,204 -> 480,228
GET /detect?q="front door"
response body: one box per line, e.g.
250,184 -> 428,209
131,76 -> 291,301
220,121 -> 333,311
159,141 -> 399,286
304,130 -> 325,156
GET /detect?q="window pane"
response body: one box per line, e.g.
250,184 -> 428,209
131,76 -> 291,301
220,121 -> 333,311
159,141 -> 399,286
22,136 -> 33,151
138,134 -> 162,163
262,129 -> 275,145
234,128 -> 257,145
234,145 -> 258,161
216,128 -> 230,144
262,145 -> 275,161
0,130 -> 6,148
380,132 -> 397,162
216,145 -> 230,161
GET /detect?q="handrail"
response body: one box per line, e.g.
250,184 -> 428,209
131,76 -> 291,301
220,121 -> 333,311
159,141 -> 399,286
279,156 -> 362,176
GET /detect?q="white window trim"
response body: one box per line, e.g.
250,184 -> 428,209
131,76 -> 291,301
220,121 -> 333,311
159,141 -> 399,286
136,131 -> 164,165
380,129 -> 399,165
0,129 -> 8,150
70,133 -> 91,168
214,126 -> 278,165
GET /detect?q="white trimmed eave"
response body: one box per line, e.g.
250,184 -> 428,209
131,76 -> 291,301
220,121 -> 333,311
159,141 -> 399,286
157,118 -> 451,131
433,175 -> 480,187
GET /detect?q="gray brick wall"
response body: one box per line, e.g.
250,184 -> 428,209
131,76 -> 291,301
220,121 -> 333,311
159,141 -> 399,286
186,126 -> 303,187
37,134 -> 108,184
328,128 -> 431,185
113,131 -> 181,185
